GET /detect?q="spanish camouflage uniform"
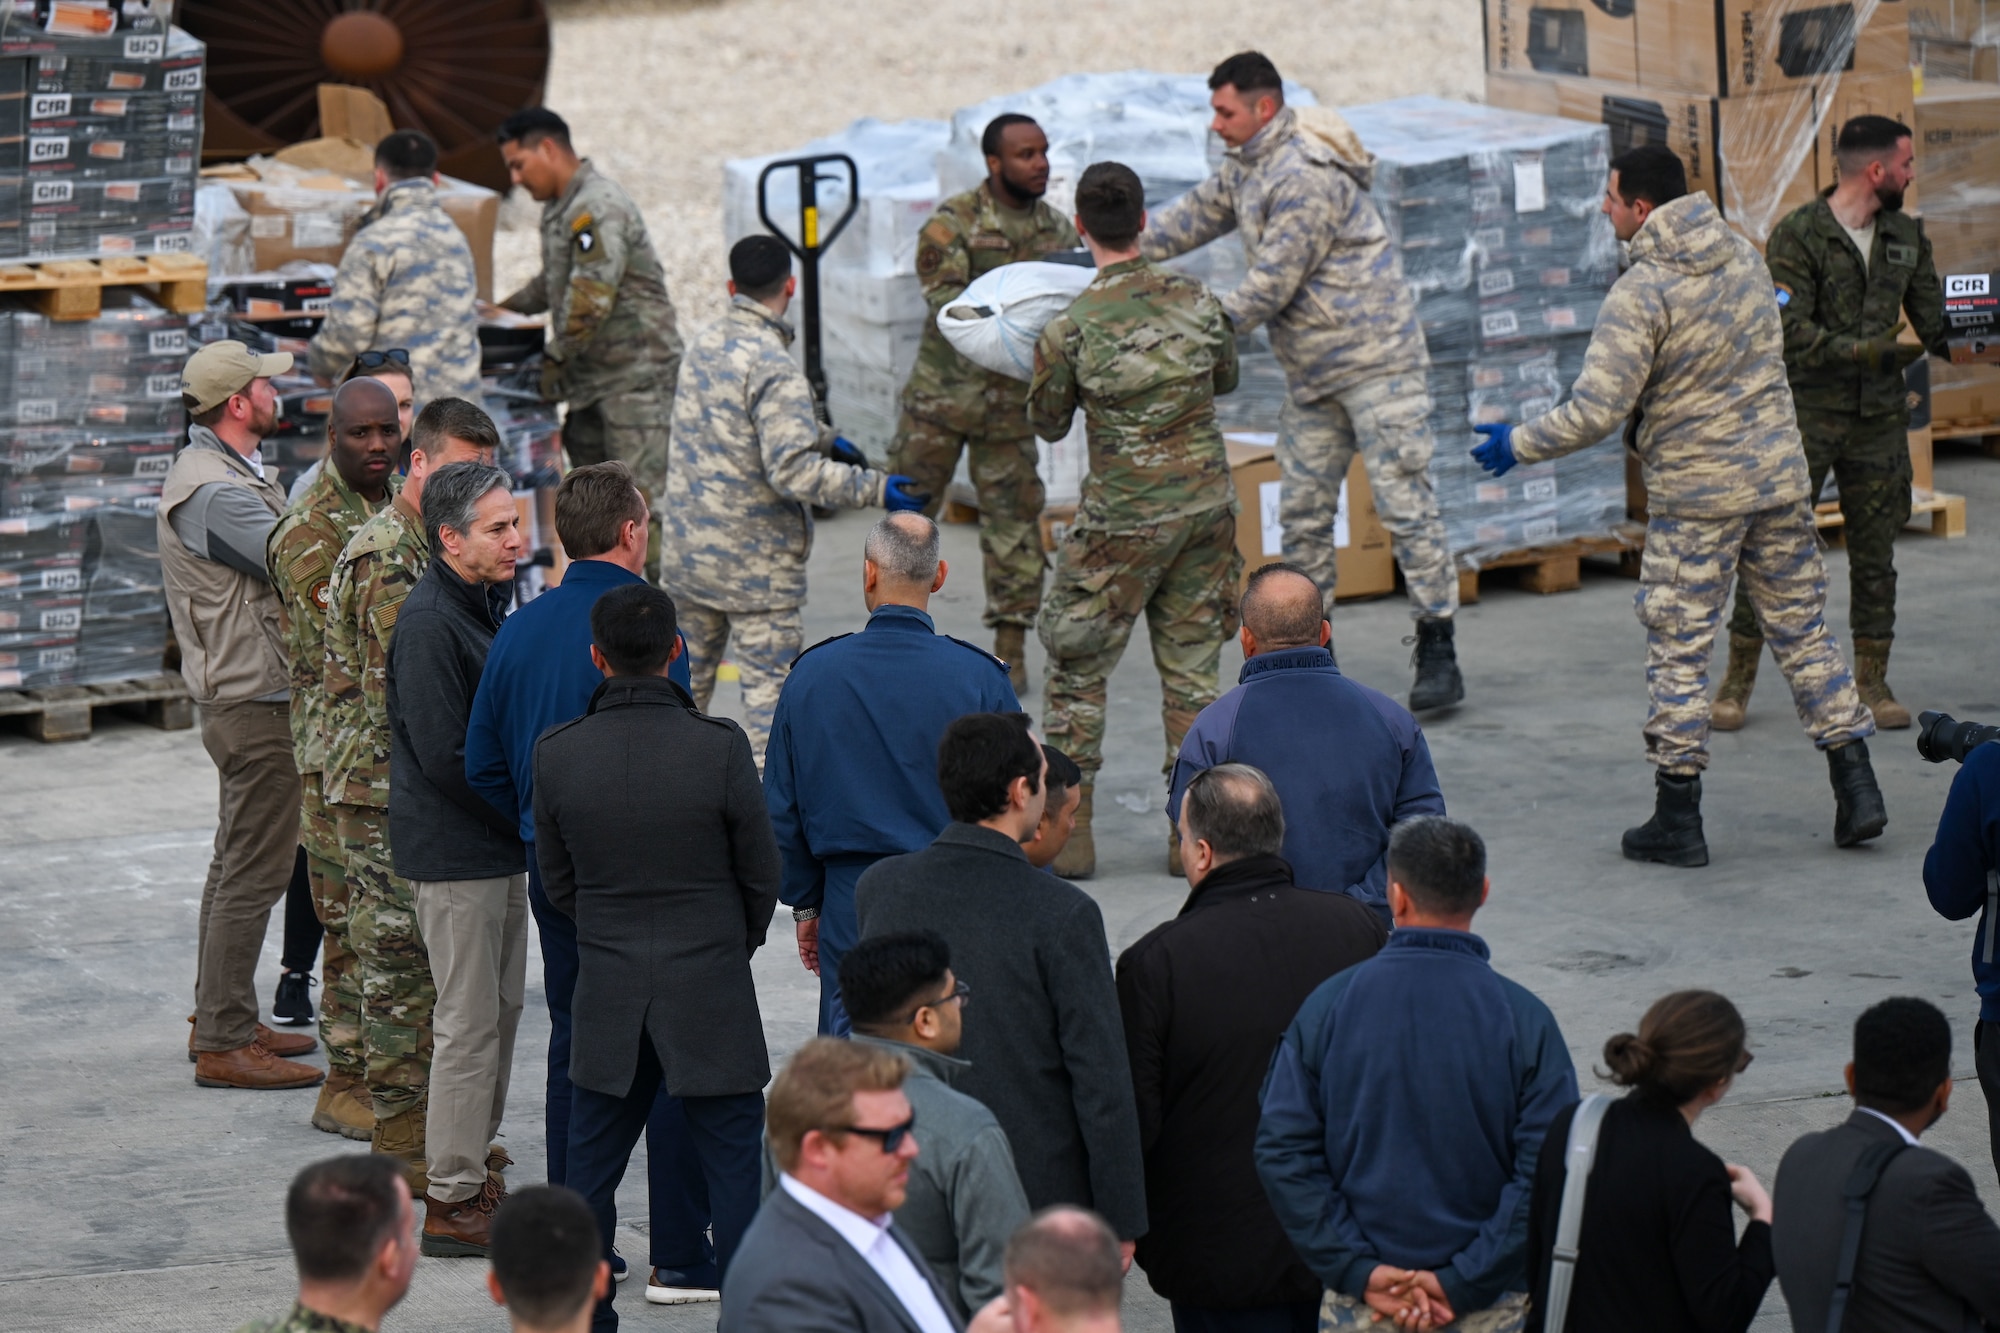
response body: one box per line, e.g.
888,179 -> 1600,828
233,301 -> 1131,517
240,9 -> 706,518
305,178 -> 483,404
1143,106 -> 1457,621
894,183 -> 1078,630
1029,257 -> 1243,778
501,160 -> 682,580
1726,198 -> 1946,646
266,464 -> 395,1084
321,491 -> 434,1117
1509,193 -> 1873,772
235,1301 -> 373,1333
664,294 -> 887,764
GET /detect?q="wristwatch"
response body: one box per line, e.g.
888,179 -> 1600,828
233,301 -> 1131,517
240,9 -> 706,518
792,906 -> 820,923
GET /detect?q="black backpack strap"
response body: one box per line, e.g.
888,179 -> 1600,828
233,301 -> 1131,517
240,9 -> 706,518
1826,1138 -> 1911,1333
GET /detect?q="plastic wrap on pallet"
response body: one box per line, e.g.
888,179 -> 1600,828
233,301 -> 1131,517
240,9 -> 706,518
1914,76 -> 2000,421
75,505 -> 164,682
0,1 -> 173,54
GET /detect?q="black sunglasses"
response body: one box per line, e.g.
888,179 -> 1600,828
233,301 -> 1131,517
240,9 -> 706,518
351,348 -> 412,370
832,1112 -> 917,1154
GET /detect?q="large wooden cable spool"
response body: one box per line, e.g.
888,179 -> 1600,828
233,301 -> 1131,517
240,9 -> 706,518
178,0 -> 549,192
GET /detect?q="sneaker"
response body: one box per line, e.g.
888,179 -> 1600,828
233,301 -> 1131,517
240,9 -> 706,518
272,970 -> 316,1026
646,1273 -> 722,1305
611,1248 -> 630,1283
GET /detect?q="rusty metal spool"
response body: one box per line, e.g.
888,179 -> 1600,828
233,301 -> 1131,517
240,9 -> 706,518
178,0 -> 549,192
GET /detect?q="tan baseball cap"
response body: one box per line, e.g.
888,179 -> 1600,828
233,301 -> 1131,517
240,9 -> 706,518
181,340 -> 294,414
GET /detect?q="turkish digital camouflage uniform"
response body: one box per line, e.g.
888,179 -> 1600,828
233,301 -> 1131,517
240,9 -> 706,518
1509,193 -> 1873,772
894,182 -> 1078,630
320,491 -> 434,1117
266,464 -> 395,1083
664,294 -> 887,764
1029,256 -> 1243,778
1143,106 -> 1457,620
500,159 -> 682,577
1726,197 -> 1946,645
234,1301 -> 373,1333
305,178 -> 483,404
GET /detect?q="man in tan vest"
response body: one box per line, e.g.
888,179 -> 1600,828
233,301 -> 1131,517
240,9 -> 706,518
161,341 -> 324,1090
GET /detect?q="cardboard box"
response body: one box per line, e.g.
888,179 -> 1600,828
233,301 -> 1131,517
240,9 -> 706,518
1485,0 -> 1639,84
1909,0 -> 1996,37
1929,359 -> 2000,423
1223,437 -> 1397,601
1637,0 -> 1910,96
1916,79 -> 2000,277
1910,423 -> 1934,488
1814,70 -> 1922,189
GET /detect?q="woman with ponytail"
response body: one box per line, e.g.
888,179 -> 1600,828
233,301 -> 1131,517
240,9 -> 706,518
1523,990 -> 1774,1332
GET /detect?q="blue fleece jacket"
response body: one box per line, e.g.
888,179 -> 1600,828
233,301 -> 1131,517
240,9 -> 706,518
1923,742 -> 2000,1023
465,559 -> 691,842
1168,646 -> 1444,915
1255,928 -> 1575,1315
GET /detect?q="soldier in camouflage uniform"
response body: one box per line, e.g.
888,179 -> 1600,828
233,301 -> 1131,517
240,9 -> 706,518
498,108 -> 682,582
1716,115 -> 1944,734
894,114 -> 1079,691
235,1154 -> 417,1333
1143,52 -> 1464,712
1472,146 -> 1884,867
322,398 -> 499,1181
1029,162 -> 1243,879
305,130 -> 482,405
664,235 -> 924,766
267,379 -> 400,1143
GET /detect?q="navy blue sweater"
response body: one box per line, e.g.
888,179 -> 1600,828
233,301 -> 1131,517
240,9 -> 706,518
1256,928 -> 1576,1315
1168,646 -> 1443,915
1923,741 -> 2000,1023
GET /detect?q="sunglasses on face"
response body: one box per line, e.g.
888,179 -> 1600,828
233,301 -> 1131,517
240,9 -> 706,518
831,1112 -> 917,1155
899,978 -> 970,1026
352,348 -> 412,370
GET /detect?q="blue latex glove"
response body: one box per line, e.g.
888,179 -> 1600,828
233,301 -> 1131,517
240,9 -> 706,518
828,435 -> 867,468
1471,422 -> 1518,477
884,475 -> 929,513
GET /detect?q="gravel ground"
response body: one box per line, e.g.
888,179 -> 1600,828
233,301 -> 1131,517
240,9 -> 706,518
495,0 -> 1484,324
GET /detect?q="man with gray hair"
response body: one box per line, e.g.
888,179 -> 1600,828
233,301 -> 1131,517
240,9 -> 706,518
385,459 -> 529,1256
764,511 -> 1022,1034
970,1208 -> 1126,1333
1116,765 -> 1383,1333
1168,563 -> 1441,918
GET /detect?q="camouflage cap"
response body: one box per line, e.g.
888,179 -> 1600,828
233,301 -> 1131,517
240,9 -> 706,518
183,340 -> 294,414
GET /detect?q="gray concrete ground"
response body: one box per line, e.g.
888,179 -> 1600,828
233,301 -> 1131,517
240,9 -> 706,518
4,447 -> 1999,1331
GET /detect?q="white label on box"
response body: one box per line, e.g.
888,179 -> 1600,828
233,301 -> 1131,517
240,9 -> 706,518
1471,185 -> 1502,214
134,454 -> 170,477
30,93 -> 70,118
152,231 -> 190,253
1947,273 -> 1990,297
293,212 -> 345,249
17,400 -> 58,423
1334,477 -> 1351,550
133,495 -> 160,514
144,372 -> 179,399
1514,159 -> 1547,213
41,645 -> 75,668
40,568 -> 80,592
1471,226 -> 1505,250
162,154 -> 192,174
28,135 -> 69,163
302,295 -> 332,313
30,180 -> 70,204
1258,479 -> 1283,556
249,214 -> 288,239
124,35 -> 164,59
1479,269 -> 1516,296
1522,477 -> 1558,502
164,67 -> 202,92
1481,310 -> 1520,339
40,608 -> 80,632
27,220 -> 55,239
1523,517 -> 1559,543
167,112 -> 196,132
148,329 -> 186,356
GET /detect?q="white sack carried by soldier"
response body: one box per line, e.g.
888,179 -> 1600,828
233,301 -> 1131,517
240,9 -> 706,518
938,259 -> 1097,379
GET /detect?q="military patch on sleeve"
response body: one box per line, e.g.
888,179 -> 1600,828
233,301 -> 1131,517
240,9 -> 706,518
571,211 -> 599,259
310,579 -> 332,613
1774,284 -> 1792,307
1884,242 -> 1917,269
916,243 -> 943,276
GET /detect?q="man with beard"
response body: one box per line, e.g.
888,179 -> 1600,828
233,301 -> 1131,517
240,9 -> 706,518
1713,115 -> 1946,735
891,114 -> 1079,694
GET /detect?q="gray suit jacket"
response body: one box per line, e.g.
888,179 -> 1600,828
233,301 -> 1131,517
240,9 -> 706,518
1773,1109 -> 2000,1333
721,1186 -> 968,1333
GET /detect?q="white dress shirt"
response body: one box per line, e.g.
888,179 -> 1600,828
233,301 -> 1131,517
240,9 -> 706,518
780,1173 -> 957,1333
1856,1105 -> 1921,1146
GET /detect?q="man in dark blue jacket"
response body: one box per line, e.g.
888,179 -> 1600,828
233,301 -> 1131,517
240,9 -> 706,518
1256,816 -> 1574,1332
463,462 -> 709,1303
764,512 -> 1019,1035
1923,739 -> 2000,1179
1169,563 -> 1442,918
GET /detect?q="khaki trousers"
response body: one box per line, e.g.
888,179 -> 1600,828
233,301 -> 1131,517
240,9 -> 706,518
415,873 -> 528,1202
192,699 -> 303,1051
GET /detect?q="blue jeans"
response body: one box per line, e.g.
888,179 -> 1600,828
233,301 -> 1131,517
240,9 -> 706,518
567,1026 -> 765,1332
528,856 -> 712,1275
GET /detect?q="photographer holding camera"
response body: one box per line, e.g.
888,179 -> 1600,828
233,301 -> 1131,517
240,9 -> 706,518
1920,711 -> 2000,1179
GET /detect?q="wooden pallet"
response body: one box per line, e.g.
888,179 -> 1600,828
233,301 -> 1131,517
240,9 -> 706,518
0,253 -> 207,321
1930,418 -> 2000,455
0,672 -> 192,742
1455,528 -> 1645,604
1813,488 -> 1966,539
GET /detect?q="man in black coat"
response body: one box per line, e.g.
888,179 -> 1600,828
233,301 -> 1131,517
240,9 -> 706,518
1773,996 -> 2000,1333
855,712 -> 1147,1252
1117,764 -> 1386,1333
533,584 -> 781,1333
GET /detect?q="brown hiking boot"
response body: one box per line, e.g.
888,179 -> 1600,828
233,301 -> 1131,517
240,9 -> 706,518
186,1015 -> 315,1063
1053,784 -> 1095,879
422,1177 -> 506,1257
194,1041 -> 326,1090
995,624 -> 1029,696
372,1101 -> 430,1198
1853,637 -> 1911,729
1711,633 -> 1761,731
311,1071 -> 375,1140
1167,822 -> 1184,878
487,1142 -> 512,1185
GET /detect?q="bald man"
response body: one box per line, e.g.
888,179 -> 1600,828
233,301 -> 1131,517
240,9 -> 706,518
1165,563 -> 1441,922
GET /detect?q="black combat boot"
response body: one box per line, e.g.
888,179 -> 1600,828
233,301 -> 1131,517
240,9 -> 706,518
1407,617 -> 1465,712
1827,739 -> 1888,847
1622,771 -> 1709,867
